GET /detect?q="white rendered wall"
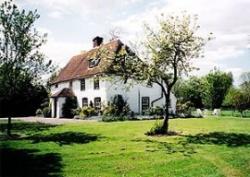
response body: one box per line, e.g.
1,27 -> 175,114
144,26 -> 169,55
50,76 -> 176,117
105,77 -> 176,114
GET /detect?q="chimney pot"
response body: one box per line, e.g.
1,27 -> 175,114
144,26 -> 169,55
93,36 -> 103,47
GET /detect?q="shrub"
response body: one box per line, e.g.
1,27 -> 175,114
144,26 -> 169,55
62,96 -> 78,118
149,106 -> 164,116
82,106 -> 96,117
102,94 -> 130,118
42,107 -> 51,117
36,109 -> 43,116
72,107 -> 82,116
73,106 -> 97,119
176,100 -> 195,117
145,120 -> 179,136
102,116 -> 126,122
145,120 -> 166,135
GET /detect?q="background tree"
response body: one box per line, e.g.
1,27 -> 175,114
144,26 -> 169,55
205,69 -> 233,109
174,76 -> 209,109
223,87 -> 250,117
0,0 -> 53,135
240,72 -> 250,93
108,13 -> 211,133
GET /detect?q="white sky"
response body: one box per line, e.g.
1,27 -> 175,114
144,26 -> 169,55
10,0 -> 250,85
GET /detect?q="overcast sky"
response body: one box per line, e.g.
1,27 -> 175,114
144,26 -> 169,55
14,0 -> 250,85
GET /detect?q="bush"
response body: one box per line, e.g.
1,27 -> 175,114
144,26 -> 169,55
73,106 -> 97,119
102,116 -> 126,122
62,97 -> 78,118
42,107 -> 51,117
102,95 -> 130,118
145,120 -> 167,135
149,106 -> 164,116
82,106 -> 96,117
145,120 -> 179,136
36,109 -> 43,116
176,100 -> 195,117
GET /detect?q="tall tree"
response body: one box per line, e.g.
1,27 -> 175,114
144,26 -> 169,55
205,69 -> 233,109
0,0 -> 53,135
174,76 -> 209,108
108,13 -> 211,133
240,72 -> 250,93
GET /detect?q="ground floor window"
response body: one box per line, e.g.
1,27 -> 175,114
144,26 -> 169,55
94,97 -> 101,109
142,97 -> 150,114
82,97 -> 88,107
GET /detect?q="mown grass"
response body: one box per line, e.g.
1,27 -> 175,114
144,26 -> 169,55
0,117 -> 250,177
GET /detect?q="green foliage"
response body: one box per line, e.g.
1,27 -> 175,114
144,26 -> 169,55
103,95 -> 130,117
102,116 -> 127,122
176,100 -> 194,117
1,118 -> 250,176
145,120 -> 178,135
107,13 -> 210,131
224,86 -> 250,116
145,120 -> 166,135
81,107 -> 96,117
205,69 -> 233,109
174,77 -> 209,108
148,106 -> 164,116
73,107 -> 97,119
62,97 -> 78,118
0,0 -> 53,117
35,109 -> 43,116
42,107 -> 51,118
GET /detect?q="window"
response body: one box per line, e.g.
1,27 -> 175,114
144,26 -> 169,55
142,97 -> 150,114
94,97 -> 101,109
80,79 -> 85,91
94,78 -> 99,90
69,81 -> 73,88
55,84 -> 58,88
89,58 -> 100,68
82,97 -> 88,107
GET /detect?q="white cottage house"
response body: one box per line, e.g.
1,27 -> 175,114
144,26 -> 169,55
50,37 -> 176,118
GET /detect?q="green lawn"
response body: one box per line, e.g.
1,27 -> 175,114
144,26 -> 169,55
1,117 -> 250,177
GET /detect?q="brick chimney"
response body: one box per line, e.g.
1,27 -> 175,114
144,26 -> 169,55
92,36 -> 103,48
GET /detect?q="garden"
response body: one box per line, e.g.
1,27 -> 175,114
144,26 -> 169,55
1,117 -> 250,177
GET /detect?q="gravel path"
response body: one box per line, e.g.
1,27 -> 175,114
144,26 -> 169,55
10,117 -> 97,125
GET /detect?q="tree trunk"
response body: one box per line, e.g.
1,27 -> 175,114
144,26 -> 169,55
7,116 -> 11,136
162,93 -> 170,132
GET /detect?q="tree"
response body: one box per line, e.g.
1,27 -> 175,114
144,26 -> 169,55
108,13 -> 210,133
205,69 -> 233,109
240,72 -> 250,93
224,87 -> 250,116
0,0 -> 53,135
174,76 -> 209,108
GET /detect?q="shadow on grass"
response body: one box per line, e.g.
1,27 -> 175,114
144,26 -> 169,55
0,121 -> 57,134
132,139 -> 197,156
26,131 -> 101,146
184,132 -> 250,147
0,148 -> 62,177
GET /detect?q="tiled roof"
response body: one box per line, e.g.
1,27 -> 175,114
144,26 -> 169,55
51,39 -> 123,84
51,88 -> 75,98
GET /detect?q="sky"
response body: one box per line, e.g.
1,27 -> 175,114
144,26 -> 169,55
11,0 -> 250,85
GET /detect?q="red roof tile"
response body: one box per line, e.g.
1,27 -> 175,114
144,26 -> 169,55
51,40 -> 123,84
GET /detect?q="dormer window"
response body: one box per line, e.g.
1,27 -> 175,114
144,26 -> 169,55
89,58 -> 100,68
